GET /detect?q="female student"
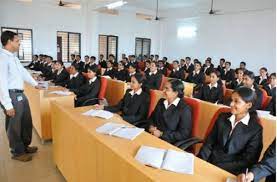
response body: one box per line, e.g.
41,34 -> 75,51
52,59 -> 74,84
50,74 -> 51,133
263,73 -> 276,96
126,63 -> 137,82
169,60 -> 184,80
114,61 -> 128,82
102,61 -> 115,78
95,73 -> 149,125
70,66 -> 100,107
243,71 -> 263,110
255,67 -> 268,86
143,62 -> 162,91
198,87 -> 263,175
147,79 -> 192,144
228,68 -> 244,89
194,69 -> 224,104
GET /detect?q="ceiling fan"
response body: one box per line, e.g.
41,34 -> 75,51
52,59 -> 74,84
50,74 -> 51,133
58,0 -> 81,9
153,0 -> 166,21
207,0 -> 223,15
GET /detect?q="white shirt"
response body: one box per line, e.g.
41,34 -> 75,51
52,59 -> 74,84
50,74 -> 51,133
259,76 -> 267,84
228,113 -> 250,136
208,82 -> 218,89
193,70 -> 200,75
89,77 -> 97,84
173,67 -> 180,72
163,97 -> 180,110
70,72 -> 79,79
57,68 -> 64,75
129,88 -> 142,96
0,48 -> 38,110
149,70 -> 158,76
236,79 -> 242,85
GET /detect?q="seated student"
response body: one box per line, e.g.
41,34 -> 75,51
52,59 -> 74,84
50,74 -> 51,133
70,66 -> 100,107
237,138 -> 276,182
52,61 -> 69,86
72,55 -> 85,72
66,64 -> 85,90
184,57 -> 194,74
83,55 -> 90,70
169,60 -> 184,80
27,55 -> 38,69
121,57 -> 129,69
243,71 -> 263,110
143,62 -> 163,91
126,63 -> 137,82
99,54 -> 106,68
114,61 -> 128,82
157,60 -> 167,75
198,87 -> 263,175
228,68 -> 244,89
96,73 -> 149,125
217,58 -> 226,76
44,61 -> 57,81
240,61 -> 247,72
179,59 -> 186,71
70,54 -> 76,63
255,67 -> 269,86
202,58 -> 214,75
194,69 -> 224,104
144,60 -> 151,75
186,61 -> 205,85
147,79 -> 192,144
41,56 -> 53,78
263,73 -> 276,96
108,54 -> 118,67
102,61 -> 115,78
221,61 -> 235,84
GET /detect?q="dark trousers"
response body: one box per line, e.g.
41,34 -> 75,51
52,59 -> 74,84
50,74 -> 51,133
1,91 -> 33,156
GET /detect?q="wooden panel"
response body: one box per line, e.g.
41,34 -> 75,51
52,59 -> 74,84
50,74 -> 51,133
50,100 -> 235,181
105,79 -> 127,106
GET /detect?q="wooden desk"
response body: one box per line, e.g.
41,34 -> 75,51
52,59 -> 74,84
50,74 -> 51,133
105,78 -> 127,106
50,101 -> 235,182
24,84 -> 74,142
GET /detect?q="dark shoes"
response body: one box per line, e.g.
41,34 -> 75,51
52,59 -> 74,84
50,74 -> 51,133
12,153 -> 32,162
25,146 -> 38,154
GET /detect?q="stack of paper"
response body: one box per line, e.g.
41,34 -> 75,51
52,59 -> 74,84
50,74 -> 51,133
226,178 -> 237,182
38,81 -> 49,89
135,146 -> 194,175
96,122 -> 144,140
257,110 -> 275,119
82,109 -> 114,119
49,91 -> 72,96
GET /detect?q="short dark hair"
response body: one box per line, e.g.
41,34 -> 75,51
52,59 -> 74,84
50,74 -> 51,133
260,67 -> 268,72
128,63 -> 136,69
220,58 -> 225,62
71,63 -> 80,71
76,55 -> 81,59
169,79 -> 184,98
225,61 -> 231,66
90,56 -> 96,60
244,70 -> 255,80
132,73 -> 144,84
270,73 -> 276,78
240,61 -> 246,66
210,69 -> 221,78
235,68 -> 244,74
173,60 -> 179,64
85,55 -> 89,59
185,57 -> 191,61
163,57 -> 168,61
1,31 -> 18,46
56,60 -> 64,66
87,66 -> 98,73
195,61 -> 202,66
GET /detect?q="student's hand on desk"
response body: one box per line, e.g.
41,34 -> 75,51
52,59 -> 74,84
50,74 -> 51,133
94,104 -> 104,110
152,129 -> 162,137
6,109 -> 15,117
237,172 -> 254,182
149,125 -> 157,134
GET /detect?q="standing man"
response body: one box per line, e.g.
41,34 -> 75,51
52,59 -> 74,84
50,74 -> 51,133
0,31 -> 40,162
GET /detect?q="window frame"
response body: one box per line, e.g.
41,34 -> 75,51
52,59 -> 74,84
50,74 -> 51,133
135,37 -> 151,59
98,34 -> 118,62
1,26 -> 33,63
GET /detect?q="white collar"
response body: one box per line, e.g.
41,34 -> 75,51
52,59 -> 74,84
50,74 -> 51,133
193,70 -> 200,75
251,85 -> 255,91
0,48 -> 14,56
89,77 -> 97,84
149,70 -> 158,75
260,76 -> 267,80
106,67 -> 112,71
159,67 -> 164,70
228,113 -> 250,127
269,84 -> 276,89
57,68 -> 64,75
209,82 -> 218,89
70,72 -> 79,79
163,97 -> 180,109
236,79 -> 242,84
186,62 -> 192,67
173,67 -> 180,72
144,67 -> 149,71
129,72 -> 136,76
129,88 -> 142,96
89,62 -> 95,65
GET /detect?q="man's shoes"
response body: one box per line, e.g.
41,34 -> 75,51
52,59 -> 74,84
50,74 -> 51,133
12,153 -> 32,162
25,146 -> 38,154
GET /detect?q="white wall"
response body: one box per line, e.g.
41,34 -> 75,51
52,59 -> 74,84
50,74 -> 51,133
159,1 -> 276,74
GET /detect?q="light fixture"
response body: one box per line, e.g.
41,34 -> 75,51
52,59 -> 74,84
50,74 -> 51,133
106,0 -> 127,9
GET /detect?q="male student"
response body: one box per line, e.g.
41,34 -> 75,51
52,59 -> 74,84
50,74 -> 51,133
221,61 -> 235,84
66,64 -> 85,90
0,31 -> 41,162
186,61 -> 205,85
217,58 -> 226,75
169,60 -> 184,80
52,60 -> 69,87
143,62 -> 162,91
72,55 -> 84,72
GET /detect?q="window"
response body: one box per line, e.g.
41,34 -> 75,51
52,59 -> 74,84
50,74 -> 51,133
1,27 -> 33,62
99,35 -> 118,61
57,31 -> 81,62
135,38 -> 151,59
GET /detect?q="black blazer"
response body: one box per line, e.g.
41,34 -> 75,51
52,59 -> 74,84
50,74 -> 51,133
169,69 -> 184,80
202,66 -> 214,75
253,85 -> 263,110
255,76 -> 268,86
99,60 -> 107,68
84,63 -> 98,73
184,64 -> 194,74
71,78 -> 100,107
228,80 -> 244,90
53,68 -> 69,87
103,68 -> 115,78
72,61 -> 85,72
251,139 -> 276,182
104,89 -> 150,125
186,71 -> 205,85
198,112 -> 263,175
195,83 -> 224,104
217,66 -> 225,76
66,73 -> 85,90
263,85 -> 275,96
143,72 -> 163,91
148,98 -> 192,144
114,69 -> 128,82
266,87 -> 276,116
222,69 -> 235,82
144,68 -> 150,76
158,67 -> 167,76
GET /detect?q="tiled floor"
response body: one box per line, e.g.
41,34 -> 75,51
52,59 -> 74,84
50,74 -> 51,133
0,109 -> 65,182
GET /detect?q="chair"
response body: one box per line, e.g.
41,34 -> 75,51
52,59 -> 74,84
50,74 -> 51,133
82,77 -> 108,106
168,63 -> 174,70
138,61 -> 145,71
262,96 -> 272,110
166,69 -> 171,77
147,90 -> 164,118
260,88 -> 269,109
175,107 -> 231,152
82,72 -> 89,80
159,75 -> 168,91
175,97 -> 201,154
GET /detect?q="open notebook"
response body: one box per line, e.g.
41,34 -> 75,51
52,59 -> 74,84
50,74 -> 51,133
226,178 -> 237,182
135,145 -> 194,175
96,122 -> 144,140
82,109 -> 114,119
